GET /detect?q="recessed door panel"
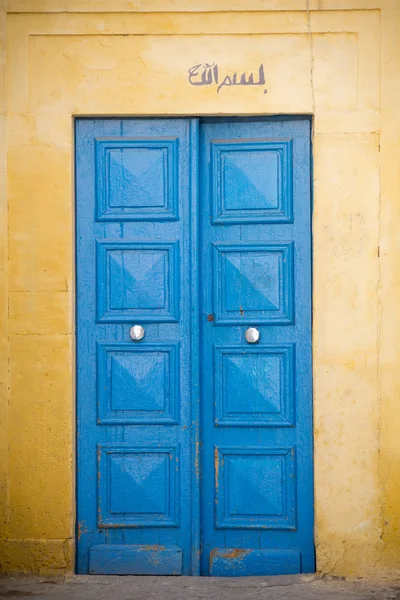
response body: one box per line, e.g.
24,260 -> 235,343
211,139 -> 293,224
96,241 -> 179,322
97,343 -> 179,425
212,242 -> 294,324
96,137 -> 179,221
214,447 -> 297,530
214,345 -> 295,427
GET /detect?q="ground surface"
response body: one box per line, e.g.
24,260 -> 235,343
0,575 -> 400,600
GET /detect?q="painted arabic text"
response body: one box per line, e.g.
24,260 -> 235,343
188,63 -> 267,94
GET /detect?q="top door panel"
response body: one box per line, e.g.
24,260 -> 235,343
96,137 -> 179,221
211,139 -> 293,224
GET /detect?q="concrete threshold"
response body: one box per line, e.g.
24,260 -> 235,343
0,575 -> 400,600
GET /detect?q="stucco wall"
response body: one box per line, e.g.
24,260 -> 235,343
0,0 -> 399,579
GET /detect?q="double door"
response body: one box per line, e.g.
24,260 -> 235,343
76,117 -> 313,576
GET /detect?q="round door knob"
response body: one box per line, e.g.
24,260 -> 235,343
130,325 -> 145,341
245,327 -> 260,344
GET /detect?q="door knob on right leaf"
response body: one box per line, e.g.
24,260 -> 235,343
130,324 -> 145,341
244,327 -> 260,344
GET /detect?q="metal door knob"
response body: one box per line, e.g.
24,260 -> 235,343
130,325 -> 145,341
245,327 -> 260,344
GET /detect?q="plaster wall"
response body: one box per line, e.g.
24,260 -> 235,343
0,0 -> 399,579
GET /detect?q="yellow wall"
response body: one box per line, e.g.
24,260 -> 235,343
0,0 -> 399,579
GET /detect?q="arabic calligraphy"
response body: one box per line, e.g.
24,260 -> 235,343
188,63 -> 267,94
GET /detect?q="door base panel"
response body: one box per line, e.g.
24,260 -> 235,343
89,545 -> 182,575
209,548 -> 300,577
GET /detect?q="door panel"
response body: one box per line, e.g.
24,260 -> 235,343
199,119 -> 313,576
214,344 -> 295,427
212,242 -> 294,324
96,241 -> 180,322
76,118 -> 198,575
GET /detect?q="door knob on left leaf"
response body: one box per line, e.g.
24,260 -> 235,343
130,325 -> 145,341
245,327 -> 260,344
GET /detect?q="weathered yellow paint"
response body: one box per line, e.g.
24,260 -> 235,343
0,0 -> 399,579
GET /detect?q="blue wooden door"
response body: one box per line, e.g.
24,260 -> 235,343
199,118 -> 313,576
76,117 -> 313,576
